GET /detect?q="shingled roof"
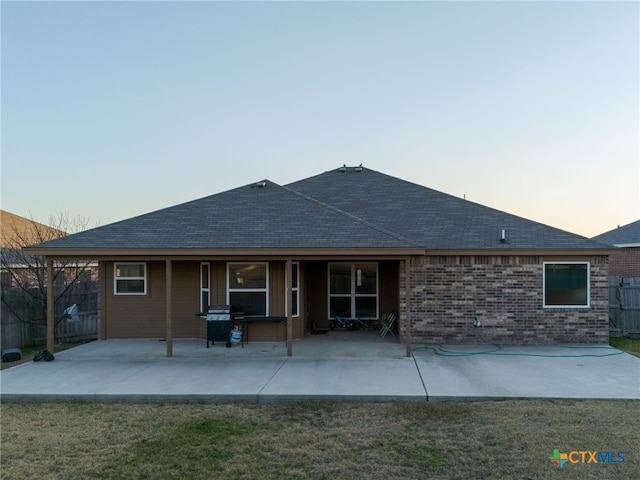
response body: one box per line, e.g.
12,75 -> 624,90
592,220 -> 640,247
27,178 -> 419,252
287,167 -> 604,250
27,166 -> 608,255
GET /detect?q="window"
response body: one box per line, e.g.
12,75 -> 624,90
228,263 -> 268,315
200,262 -> 210,312
543,262 -> 590,308
328,263 -> 378,318
286,262 -> 300,317
114,263 -> 146,295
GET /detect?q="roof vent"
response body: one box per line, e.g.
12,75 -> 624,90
338,164 -> 364,172
253,181 -> 267,188
500,229 -> 506,243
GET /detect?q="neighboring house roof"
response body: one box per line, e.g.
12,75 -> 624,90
1,210 -> 65,248
26,167 -> 609,256
591,220 -> 640,247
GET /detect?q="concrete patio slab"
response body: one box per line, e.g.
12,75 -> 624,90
0,359 -> 292,403
259,357 -> 426,402
412,344 -> 640,401
1,339 -> 639,403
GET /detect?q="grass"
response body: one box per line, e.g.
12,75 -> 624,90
1,400 -> 638,480
609,336 -> 640,357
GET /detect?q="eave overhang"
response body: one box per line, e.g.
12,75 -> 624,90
23,246 -> 427,261
23,245 -> 614,261
423,248 -> 616,256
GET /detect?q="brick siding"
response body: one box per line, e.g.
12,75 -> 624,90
400,255 -> 609,344
608,247 -> 640,278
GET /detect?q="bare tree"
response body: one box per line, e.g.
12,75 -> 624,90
1,212 -> 97,344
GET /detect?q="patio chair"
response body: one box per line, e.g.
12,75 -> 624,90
380,312 -> 397,338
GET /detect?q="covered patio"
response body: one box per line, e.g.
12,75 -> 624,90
38,254 -> 416,359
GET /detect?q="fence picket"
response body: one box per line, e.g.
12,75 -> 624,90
609,277 -> 640,337
1,311 -> 98,350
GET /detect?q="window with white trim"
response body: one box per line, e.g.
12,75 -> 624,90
286,262 -> 300,317
328,263 -> 378,318
543,262 -> 590,308
114,263 -> 147,295
228,263 -> 268,315
200,262 -> 210,312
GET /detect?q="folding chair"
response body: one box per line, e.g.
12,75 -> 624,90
380,312 -> 397,338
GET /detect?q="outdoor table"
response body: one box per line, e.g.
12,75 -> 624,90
233,315 -> 287,346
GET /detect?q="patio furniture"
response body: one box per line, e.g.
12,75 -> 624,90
380,312 -> 397,338
233,315 -> 287,346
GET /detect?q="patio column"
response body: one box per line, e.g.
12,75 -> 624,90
46,258 -> 54,353
166,259 -> 173,357
286,259 -> 293,356
405,257 -> 412,358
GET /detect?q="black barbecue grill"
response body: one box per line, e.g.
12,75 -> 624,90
205,305 -> 231,347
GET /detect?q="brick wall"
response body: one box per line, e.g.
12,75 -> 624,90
400,255 -> 609,345
608,247 -> 640,277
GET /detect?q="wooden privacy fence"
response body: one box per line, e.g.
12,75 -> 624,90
1,311 -> 98,351
609,277 -> 640,337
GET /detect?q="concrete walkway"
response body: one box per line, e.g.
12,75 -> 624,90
1,335 -> 639,403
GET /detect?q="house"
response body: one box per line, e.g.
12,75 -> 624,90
592,220 -> 640,280
1,210 -> 65,289
1,210 -> 99,350
26,166 -> 612,356
1,209 -> 98,292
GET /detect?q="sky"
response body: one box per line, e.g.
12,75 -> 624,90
1,0 -> 638,238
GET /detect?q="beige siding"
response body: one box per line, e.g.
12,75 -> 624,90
104,261 -> 166,338
171,261 -> 200,338
105,260 -> 306,341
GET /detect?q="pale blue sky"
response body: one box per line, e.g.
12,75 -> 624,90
2,1 -> 638,238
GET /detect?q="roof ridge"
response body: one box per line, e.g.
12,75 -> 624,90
279,183 -> 423,247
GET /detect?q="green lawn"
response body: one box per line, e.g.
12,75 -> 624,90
610,336 -> 640,357
1,400 -> 638,480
